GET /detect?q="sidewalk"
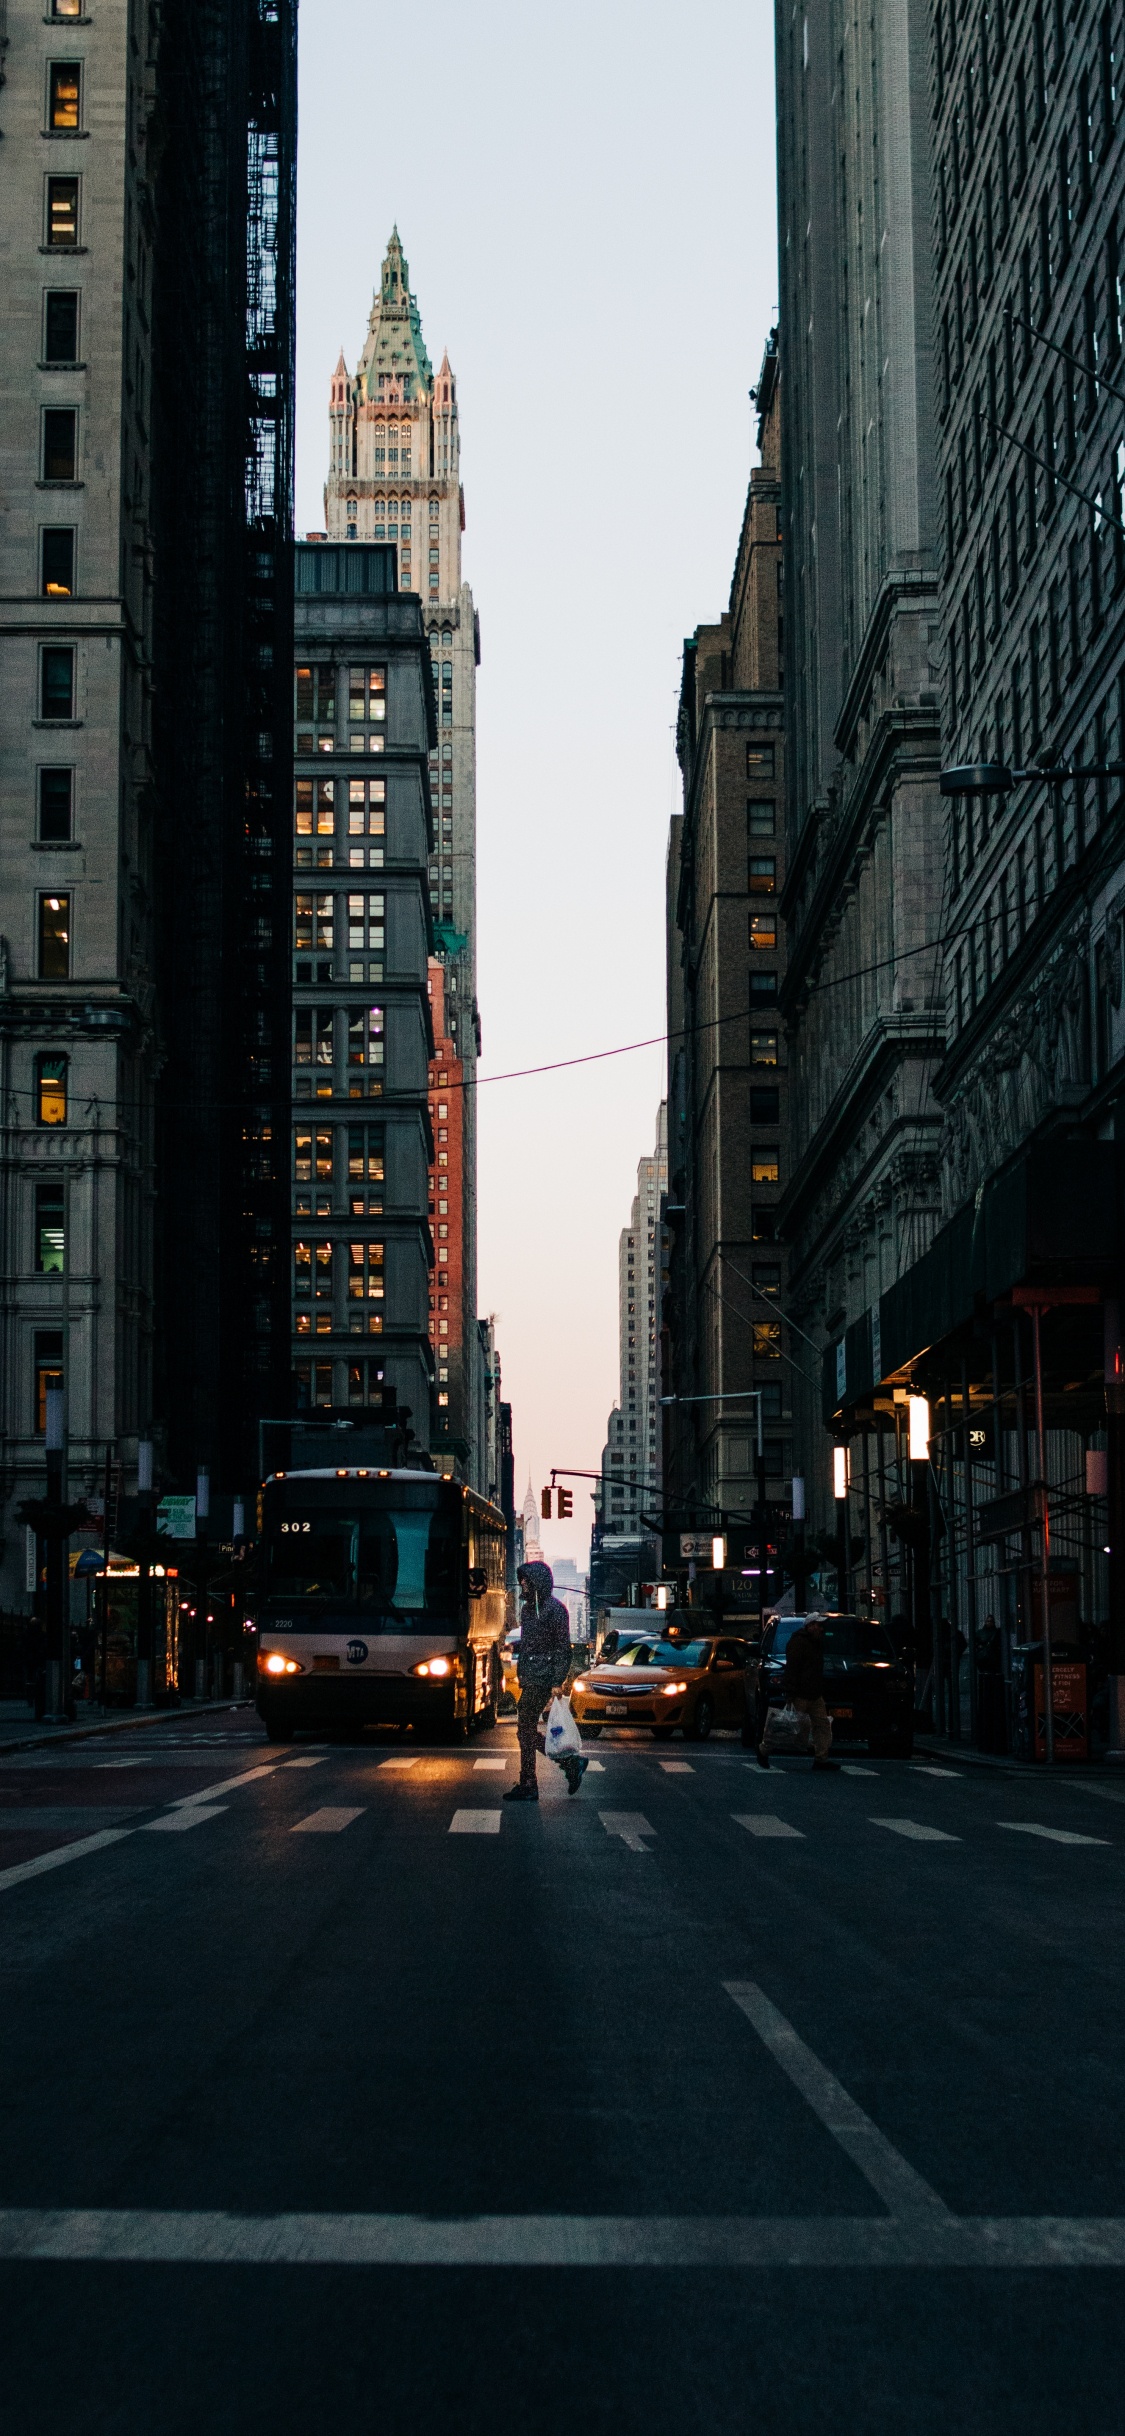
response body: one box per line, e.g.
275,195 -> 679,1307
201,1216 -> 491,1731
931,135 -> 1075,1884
912,1731 -> 1124,1776
0,1698 -> 254,1758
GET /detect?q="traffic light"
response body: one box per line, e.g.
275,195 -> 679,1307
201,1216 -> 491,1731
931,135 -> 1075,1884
557,1487 -> 573,1519
540,1487 -> 552,1519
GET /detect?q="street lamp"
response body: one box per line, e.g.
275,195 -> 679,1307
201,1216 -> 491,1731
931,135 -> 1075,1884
940,759 -> 1125,796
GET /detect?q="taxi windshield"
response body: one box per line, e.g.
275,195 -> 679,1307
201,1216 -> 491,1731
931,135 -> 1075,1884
612,1639 -> 710,1670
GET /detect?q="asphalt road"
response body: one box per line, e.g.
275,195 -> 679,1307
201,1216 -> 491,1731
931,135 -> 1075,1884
3,1711 -> 1125,2433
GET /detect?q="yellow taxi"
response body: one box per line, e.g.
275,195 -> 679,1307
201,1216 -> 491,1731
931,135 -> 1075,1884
569,1631 -> 750,1741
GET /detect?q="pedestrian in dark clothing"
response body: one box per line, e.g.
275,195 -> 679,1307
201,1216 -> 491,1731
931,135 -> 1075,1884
758,1615 -> 839,1770
504,1560 -> 580,1800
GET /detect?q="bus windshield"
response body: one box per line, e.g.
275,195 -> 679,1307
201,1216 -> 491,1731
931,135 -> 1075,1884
266,1483 -> 462,1618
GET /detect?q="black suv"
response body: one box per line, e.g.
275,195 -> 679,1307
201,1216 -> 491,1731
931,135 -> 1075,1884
744,1612 -> 914,1758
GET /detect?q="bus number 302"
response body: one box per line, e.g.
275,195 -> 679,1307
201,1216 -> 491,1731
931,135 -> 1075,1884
279,1522 -> 311,1534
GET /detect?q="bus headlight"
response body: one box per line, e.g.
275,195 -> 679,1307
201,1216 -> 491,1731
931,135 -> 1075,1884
411,1657 -> 453,1679
258,1652 -> 303,1677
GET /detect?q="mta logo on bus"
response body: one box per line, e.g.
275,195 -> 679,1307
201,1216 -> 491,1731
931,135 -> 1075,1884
346,1640 -> 369,1666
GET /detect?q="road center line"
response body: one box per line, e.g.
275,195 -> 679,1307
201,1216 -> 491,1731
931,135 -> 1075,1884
724,1980 -> 952,2222
168,1765 -> 281,1810
144,1806 -> 229,1833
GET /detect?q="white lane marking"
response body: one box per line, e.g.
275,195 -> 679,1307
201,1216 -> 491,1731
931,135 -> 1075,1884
912,1766 -> 960,1779
1062,1779 -> 1125,1807
724,1980 -> 951,2222
999,1822 -> 1110,1847
473,1758 -> 508,1772
291,1808 -> 365,1834
378,1756 -> 419,1770
284,1757 -> 327,1769
0,1828 -> 133,1894
841,1765 -> 878,1777
168,1764 -> 280,1810
659,1761 -> 694,1774
585,1759 -> 606,1772
599,1812 -> 654,1851
144,1806 -> 229,1833
733,1814 -> 805,1840
2,2206 -> 1125,2267
449,1810 -> 501,1835
870,1818 -> 960,1843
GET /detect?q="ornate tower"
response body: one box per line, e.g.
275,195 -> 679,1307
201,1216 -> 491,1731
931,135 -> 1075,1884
324,232 -> 482,1483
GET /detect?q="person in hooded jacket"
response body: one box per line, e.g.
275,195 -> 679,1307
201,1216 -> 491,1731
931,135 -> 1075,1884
504,1558 -> 582,1800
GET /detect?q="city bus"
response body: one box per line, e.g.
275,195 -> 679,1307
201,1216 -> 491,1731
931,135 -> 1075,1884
255,1468 -> 508,1742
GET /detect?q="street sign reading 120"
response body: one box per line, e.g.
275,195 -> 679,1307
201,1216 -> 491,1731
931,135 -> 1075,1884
156,1495 -> 196,1540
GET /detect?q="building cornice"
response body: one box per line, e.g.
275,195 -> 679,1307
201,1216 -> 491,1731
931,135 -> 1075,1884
831,568 -> 940,762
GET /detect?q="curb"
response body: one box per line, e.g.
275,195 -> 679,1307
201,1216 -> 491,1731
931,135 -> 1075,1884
0,1699 -> 255,1759
912,1734 -> 1123,1777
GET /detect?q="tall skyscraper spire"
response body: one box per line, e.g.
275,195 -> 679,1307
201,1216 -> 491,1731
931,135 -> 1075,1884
323,238 -> 483,1485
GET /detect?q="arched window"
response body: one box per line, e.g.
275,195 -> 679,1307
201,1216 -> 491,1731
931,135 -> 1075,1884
347,498 -> 357,519
442,627 -> 452,647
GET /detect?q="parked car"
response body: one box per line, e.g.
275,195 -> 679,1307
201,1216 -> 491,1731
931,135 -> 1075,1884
745,1612 -> 913,1756
570,1632 -> 751,1740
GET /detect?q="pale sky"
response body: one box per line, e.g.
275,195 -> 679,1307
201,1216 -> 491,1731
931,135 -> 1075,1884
296,0 -> 778,1571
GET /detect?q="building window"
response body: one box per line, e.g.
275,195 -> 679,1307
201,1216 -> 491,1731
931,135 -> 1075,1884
294,1358 -> 334,1410
43,290 -> 79,363
752,1323 -> 781,1359
50,0 -> 83,16
348,1238 -> 385,1329
750,1086 -> 780,1124
751,1152 -> 780,1185
41,528 -> 74,597
48,62 -> 81,129
347,889 -> 385,979
749,857 -> 777,894
348,776 -> 385,867
294,893 -> 333,959
293,1007 -> 334,1085
38,767 -> 73,841
347,1003 -> 384,1095
749,913 -> 777,951
38,893 -> 71,979
42,409 -> 77,483
746,742 -> 775,777
36,1053 -> 67,1125
348,1357 -> 385,1408
748,800 -> 775,836
46,176 -> 79,246
294,662 -> 336,750
349,665 -> 386,739
750,1026 -> 778,1066
35,1180 -> 65,1273
348,1122 -> 385,1202
33,1331 -> 64,1433
753,1263 -> 781,1297
748,970 -> 777,1004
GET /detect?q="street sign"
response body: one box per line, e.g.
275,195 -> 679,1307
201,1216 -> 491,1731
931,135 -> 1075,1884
679,1533 -> 713,1559
156,1495 -> 196,1540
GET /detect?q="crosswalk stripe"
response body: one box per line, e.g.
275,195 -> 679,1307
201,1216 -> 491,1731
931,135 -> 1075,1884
144,1806 -> 228,1833
871,1817 -> 960,1843
599,1812 -> 654,1850
841,1764 -> 878,1777
378,1757 -> 419,1770
473,1758 -> 508,1772
659,1761 -> 694,1774
168,1764 -> 280,1810
733,1813 -> 804,1840
0,1828 -> 132,1893
999,1822 -> 1109,1846
449,1810 -> 501,1835
291,1808 -> 365,1834
285,1757 -> 327,1769
912,1766 -> 959,1779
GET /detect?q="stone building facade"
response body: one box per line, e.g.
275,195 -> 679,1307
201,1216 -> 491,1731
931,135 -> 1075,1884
427,957 -> 465,1462
291,547 -> 434,1449
774,0 -> 945,1541
594,1105 -> 668,1538
322,232 -> 483,1477
0,0 -> 295,1617
663,336 -> 790,1584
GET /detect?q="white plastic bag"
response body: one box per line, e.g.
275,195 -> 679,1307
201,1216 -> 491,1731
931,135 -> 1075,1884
767,1700 -> 812,1751
543,1693 -> 582,1762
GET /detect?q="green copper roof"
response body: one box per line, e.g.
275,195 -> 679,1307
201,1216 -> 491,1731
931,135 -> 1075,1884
356,228 -> 433,402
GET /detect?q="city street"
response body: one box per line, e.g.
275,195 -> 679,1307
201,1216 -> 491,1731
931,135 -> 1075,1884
2,1713 -> 1125,2431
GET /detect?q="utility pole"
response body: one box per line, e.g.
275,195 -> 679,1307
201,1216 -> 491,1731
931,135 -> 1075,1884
195,1466 -> 209,1701
135,1439 -> 154,1708
44,1386 -> 65,1719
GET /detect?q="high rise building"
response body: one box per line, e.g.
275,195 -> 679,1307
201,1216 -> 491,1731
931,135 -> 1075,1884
664,337 -> 790,1574
427,957 -> 465,1460
0,0 -> 295,1619
323,233 -> 484,1476
291,544 -> 434,1448
775,0 -> 944,1541
824,0 -> 1125,1742
593,1108 -> 667,1539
